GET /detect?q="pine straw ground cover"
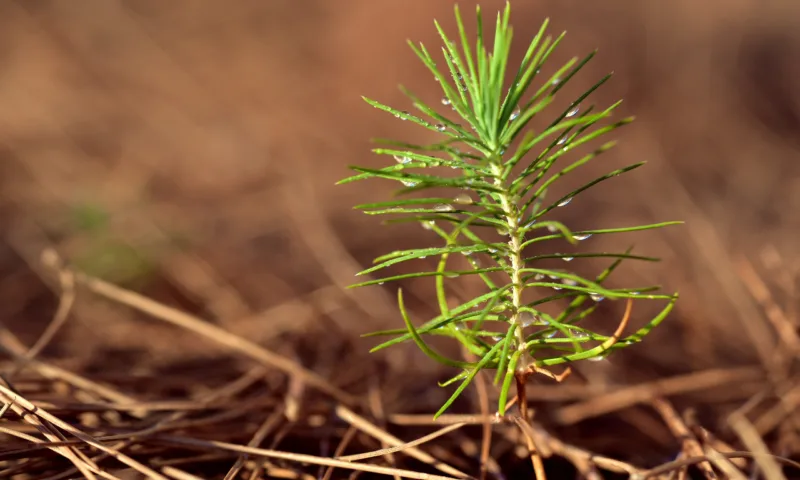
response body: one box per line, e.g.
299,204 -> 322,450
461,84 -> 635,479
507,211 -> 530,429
0,242 -> 799,479
2,1 -> 800,479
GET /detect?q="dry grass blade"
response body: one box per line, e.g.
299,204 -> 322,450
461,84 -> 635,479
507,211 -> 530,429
336,404 -> 470,478
533,421 -> 639,476
155,435 -> 464,480
367,384 -> 402,480
321,425 -> 358,480
641,451 -> 800,478
338,423 -> 466,461
71,271 -> 357,405
512,416 -> 547,480
9,250 -> 75,377
686,417 -> 748,469
283,374 -> 305,422
0,383 -> 167,480
753,383 -> 800,436
473,369 -> 493,480
555,367 -> 762,424
162,466 -> 205,480
703,448 -> 748,480
460,346 -> 496,480
650,398 -> 716,479
0,327 -> 140,407
728,412 -> 787,480
223,406 -> 285,480
389,414 -> 503,426
736,256 -> 800,356
0,422 -> 104,480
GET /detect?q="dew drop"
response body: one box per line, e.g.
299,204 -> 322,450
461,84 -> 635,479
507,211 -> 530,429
562,256 -> 574,262
393,154 -> 411,164
588,354 -> 608,363
509,106 -> 521,121
547,225 -> 558,233
574,331 -> 589,339
552,285 -> 563,291
420,256 -> 427,259
496,227 -> 509,236
469,257 -> 482,268
562,278 -> 578,286
402,180 -> 418,187
453,193 -> 473,205
421,220 -> 436,230
557,198 -> 572,207
378,282 -> 385,285
435,124 -> 446,132
565,106 -> 580,118
573,233 -> 593,241
444,272 -> 459,279
590,293 -> 605,302
551,77 -> 561,86
491,335 -> 505,342
491,304 -> 507,313
557,136 -> 567,145
520,311 -> 537,327
441,97 -> 451,106
534,273 -> 545,281
400,110 -> 410,119
460,249 -> 473,256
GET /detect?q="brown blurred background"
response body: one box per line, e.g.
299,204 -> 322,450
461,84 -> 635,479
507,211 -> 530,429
1,0 -> 799,463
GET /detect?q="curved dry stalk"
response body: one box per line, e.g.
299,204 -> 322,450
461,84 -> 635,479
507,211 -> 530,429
651,398 -> 716,480
556,367 -> 762,425
339,423 -> 466,462
9,250 -> 75,377
0,423 -> 105,480
639,451 -> 800,479
0,383 -> 167,480
153,435 -> 464,480
72,271 -> 357,405
336,404 -> 470,478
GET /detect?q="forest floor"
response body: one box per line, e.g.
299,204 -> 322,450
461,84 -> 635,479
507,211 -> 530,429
1,1 -> 799,478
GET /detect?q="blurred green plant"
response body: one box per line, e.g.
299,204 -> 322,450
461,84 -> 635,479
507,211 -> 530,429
338,2 -> 680,419
68,202 -> 156,288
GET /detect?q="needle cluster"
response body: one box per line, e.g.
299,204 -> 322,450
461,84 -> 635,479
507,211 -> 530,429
338,3 -> 680,418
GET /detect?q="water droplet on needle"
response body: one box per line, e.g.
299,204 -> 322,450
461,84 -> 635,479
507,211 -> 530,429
453,193 -> 473,205
433,204 -> 454,212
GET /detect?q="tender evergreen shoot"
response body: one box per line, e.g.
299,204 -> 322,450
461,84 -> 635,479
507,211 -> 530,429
338,3 -> 680,419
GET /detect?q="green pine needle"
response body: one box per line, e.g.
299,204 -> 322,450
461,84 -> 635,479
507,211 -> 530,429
340,2 -> 681,418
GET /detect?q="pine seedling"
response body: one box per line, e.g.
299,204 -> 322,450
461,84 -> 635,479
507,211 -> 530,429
338,3 -> 680,419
